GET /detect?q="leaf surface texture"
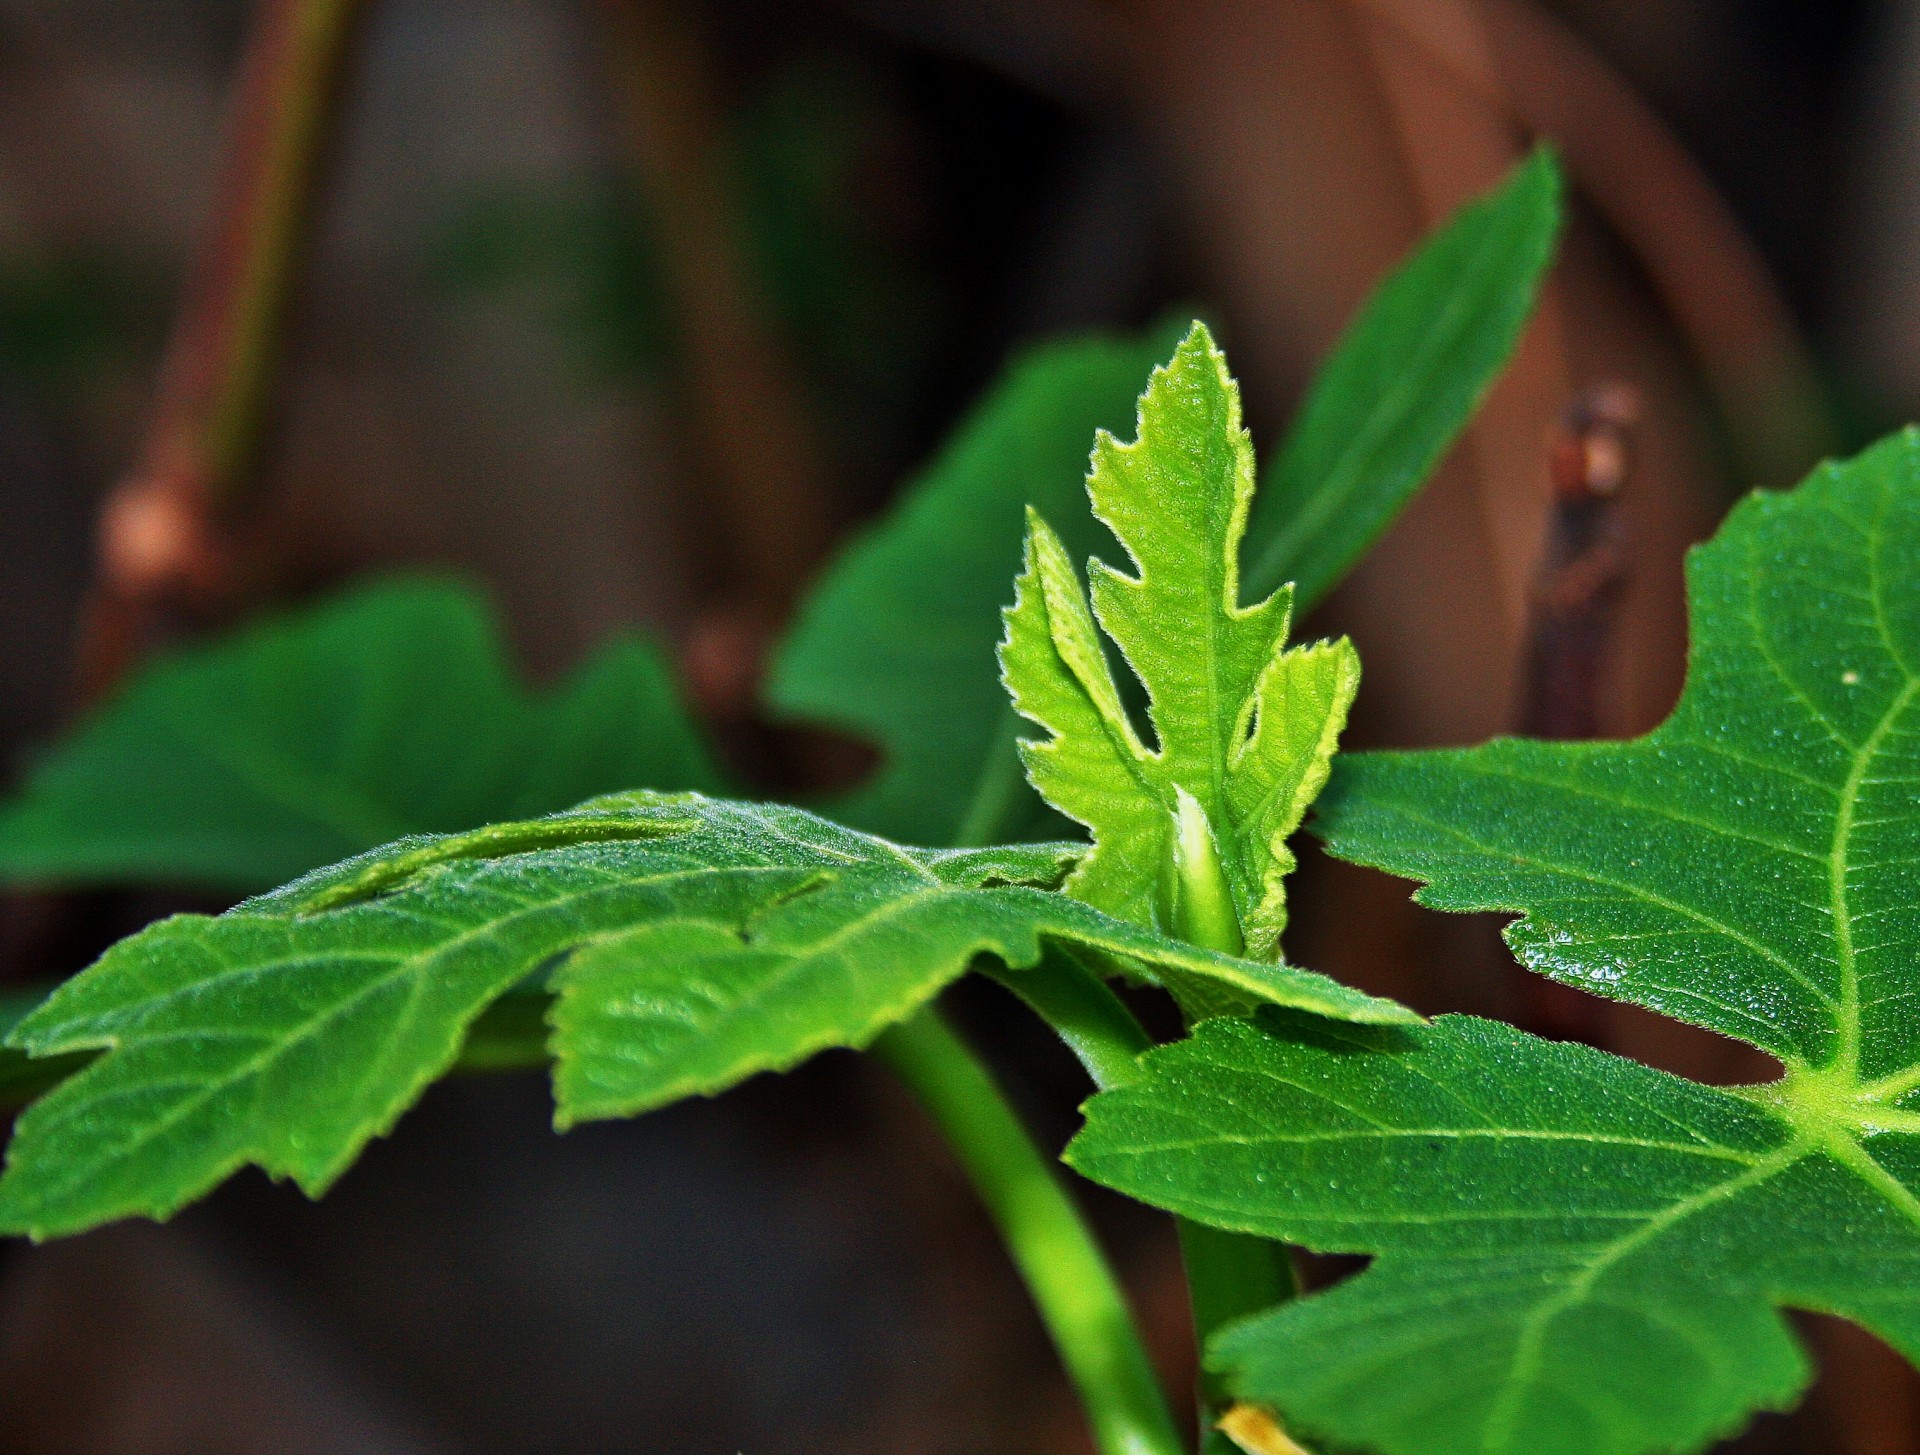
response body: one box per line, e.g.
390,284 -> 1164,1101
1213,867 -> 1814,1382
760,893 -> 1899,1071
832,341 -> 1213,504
1000,323 -> 1358,960
0,791 -> 1410,1239
1072,431 -> 1920,1455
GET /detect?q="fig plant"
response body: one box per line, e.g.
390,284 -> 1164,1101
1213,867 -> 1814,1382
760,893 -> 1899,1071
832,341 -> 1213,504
5,148 -> 1892,1455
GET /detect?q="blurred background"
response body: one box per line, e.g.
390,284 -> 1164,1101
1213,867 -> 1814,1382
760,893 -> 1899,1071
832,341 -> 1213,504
0,0 -> 1915,1450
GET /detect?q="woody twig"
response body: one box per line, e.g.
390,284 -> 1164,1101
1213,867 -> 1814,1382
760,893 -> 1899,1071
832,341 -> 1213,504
599,0 -> 837,722
76,0 -> 369,700
1513,382 -> 1634,1040
1518,383 -> 1634,740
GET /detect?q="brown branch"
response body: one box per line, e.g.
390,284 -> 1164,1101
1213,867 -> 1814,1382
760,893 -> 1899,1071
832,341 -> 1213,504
1518,383 -> 1635,740
76,0 -> 370,700
1512,383 -> 1634,1043
1346,0 -> 1573,637
599,0 -> 837,622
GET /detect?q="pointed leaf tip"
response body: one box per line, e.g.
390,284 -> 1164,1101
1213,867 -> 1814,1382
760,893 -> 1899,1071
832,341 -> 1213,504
1244,149 -> 1564,608
1000,327 -> 1359,964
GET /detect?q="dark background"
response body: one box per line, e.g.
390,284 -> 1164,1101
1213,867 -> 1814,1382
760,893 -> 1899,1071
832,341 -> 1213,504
0,1 -> 1912,1450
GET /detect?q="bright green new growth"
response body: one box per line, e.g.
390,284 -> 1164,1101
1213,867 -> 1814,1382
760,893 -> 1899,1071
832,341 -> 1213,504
774,152 -> 1562,853
0,146 -> 1581,1455
0,789 -> 1408,1241
1071,430 -> 1920,1455
771,327 -> 1182,846
1002,322 -> 1360,961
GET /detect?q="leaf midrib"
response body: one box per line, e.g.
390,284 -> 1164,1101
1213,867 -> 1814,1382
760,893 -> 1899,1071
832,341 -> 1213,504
1359,1104 -> 1920,1455
1477,1107 -> 1920,1455
1100,1126 -> 1767,1161
1480,1141 -> 1806,1454
1827,674 -> 1918,1079
565,880 -> 1003,1114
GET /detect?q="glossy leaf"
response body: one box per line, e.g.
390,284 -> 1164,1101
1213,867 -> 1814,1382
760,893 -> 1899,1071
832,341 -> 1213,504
0,790 -> 1411,1240
1001,322 -> 1358,960
1242,147 -> 1563,605
770,326 -> 1179,846
1072,1012 -> 1886,1455
1320,429 -> 1920,1072
0,577 -> 723,893
1073,430 -> 1920,1455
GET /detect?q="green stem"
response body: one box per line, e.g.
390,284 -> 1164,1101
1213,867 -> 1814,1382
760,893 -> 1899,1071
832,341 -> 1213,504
996,953 -> 1299,1435
1177,1223 -> 1297,1408
80,0 -> 368,698
874,1008 -> 1183,1455
195,0 -> 369,500
118,0 -> 368,513
985,948 -> 1152,1089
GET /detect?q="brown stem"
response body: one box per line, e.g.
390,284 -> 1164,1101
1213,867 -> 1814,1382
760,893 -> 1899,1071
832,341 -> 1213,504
599,0 -> 836,620
1513,383 -> 1635,1041
1345,0 -> 1574,637
1518,383 -> 1635,740
77,0 -> 369,700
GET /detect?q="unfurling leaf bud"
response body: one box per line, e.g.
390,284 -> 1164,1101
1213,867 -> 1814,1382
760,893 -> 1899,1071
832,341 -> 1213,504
1165,786 -> 1244,956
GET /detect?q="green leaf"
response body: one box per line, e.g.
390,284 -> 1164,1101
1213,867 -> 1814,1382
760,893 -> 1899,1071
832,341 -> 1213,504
1320,428 -> 1920,1072
0,980 -> 554,1110
772,154 -> 1560,851
1001,322 -> 1359,960
0,790 -> 1411,1240
1071,1013 -> 1853,1455
0,576 -> 723,894
769,326 -> 1180,846
1072,429 -> 1920,1455
1242,147 -> 1563,606
0,988 -> 87,1110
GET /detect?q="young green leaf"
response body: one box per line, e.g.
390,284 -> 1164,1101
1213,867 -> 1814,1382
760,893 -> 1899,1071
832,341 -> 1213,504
1241,147 -> 1563,606
0,577 -> 723,893
0,790 -> 1411,1240
1001,322 -> 1359,960
1071,429 -> 1920,1455
770,326 -> 1181,846
774,154 -> 1560,849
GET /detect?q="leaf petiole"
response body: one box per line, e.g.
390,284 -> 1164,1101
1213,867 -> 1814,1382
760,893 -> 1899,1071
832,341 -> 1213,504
990,953 -> 1302,1441
873,1006 -> 1184,1455
1177,1222 -> 1297,1426
985,950 -> 1152,1091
